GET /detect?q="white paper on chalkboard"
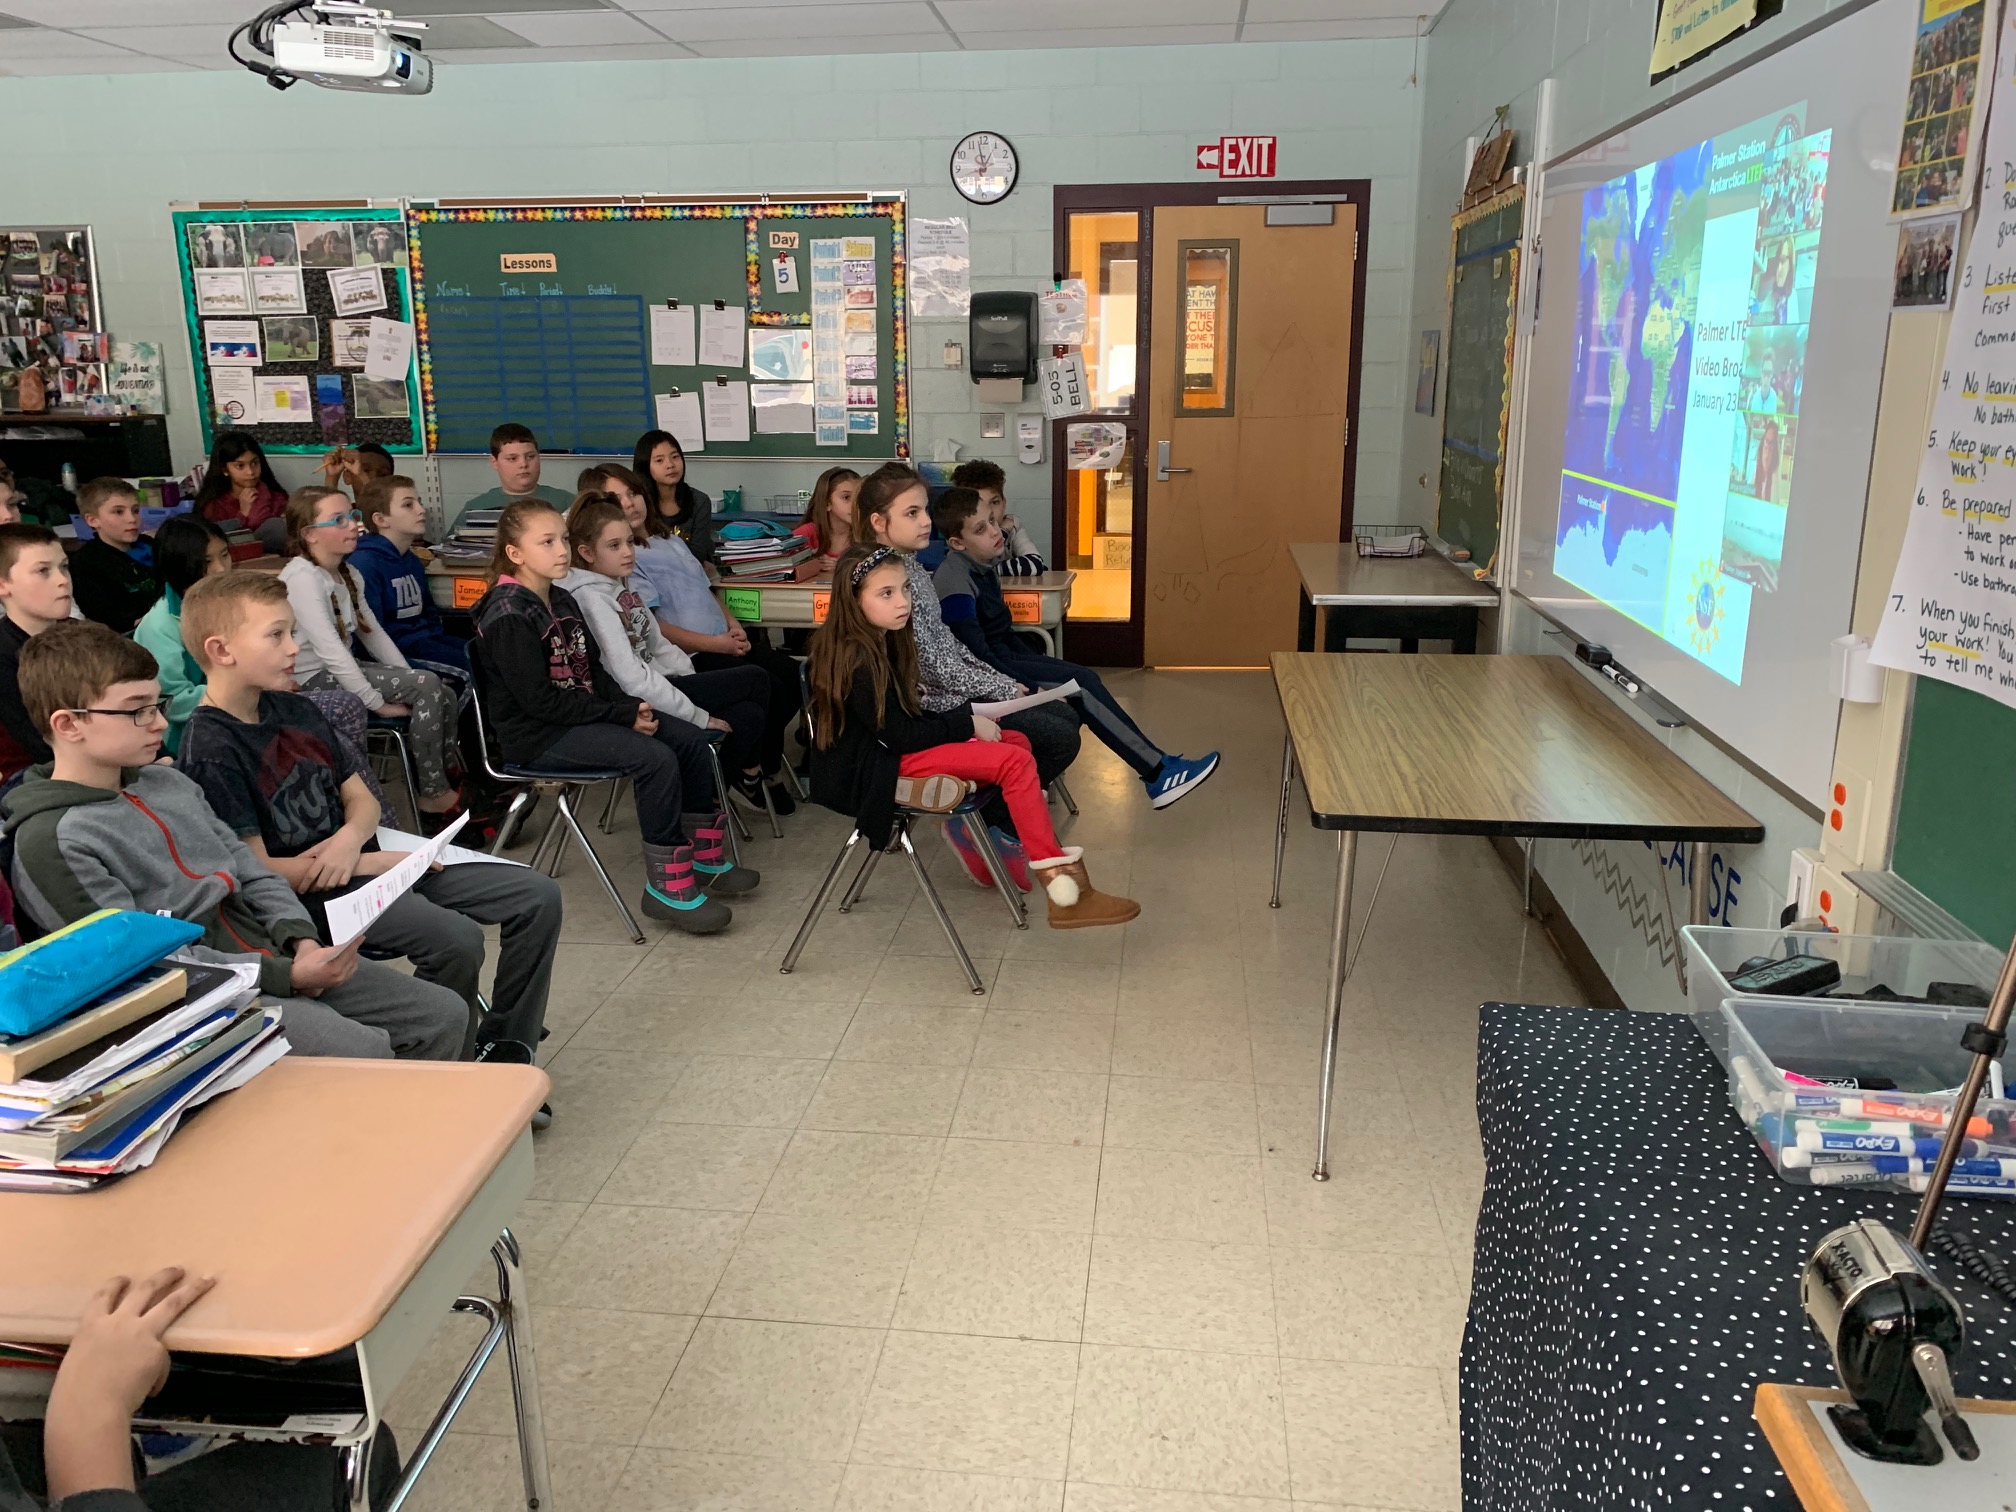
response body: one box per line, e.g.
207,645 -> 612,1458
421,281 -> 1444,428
699,304 -> 746,368
702,380 -> 750,444
655,391 -> 704,450
650,303 -> 695,367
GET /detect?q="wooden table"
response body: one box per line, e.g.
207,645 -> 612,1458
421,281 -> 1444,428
1270,653 -> 1763,1178
1291,542 -> 1497,653
1756,1384 -> 2016,1510
0,1057 -> 552,1511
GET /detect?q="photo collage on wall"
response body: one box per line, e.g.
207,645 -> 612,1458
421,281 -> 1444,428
182,214 -> 416,452
0,229 -> 108,413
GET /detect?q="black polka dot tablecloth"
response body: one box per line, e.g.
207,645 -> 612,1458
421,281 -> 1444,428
1462,1003 -> 2016,1510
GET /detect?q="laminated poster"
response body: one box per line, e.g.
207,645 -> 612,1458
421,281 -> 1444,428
253,374 -> 311,424
251,269 -> 305,315
194,270 -> 250,316
909,216 -> 971,318
203,319 -> 261,366
1038,280 -> 1089,346
1891,0 -> 1997,220
210,367 -> 254,423
325,266 -> 386,317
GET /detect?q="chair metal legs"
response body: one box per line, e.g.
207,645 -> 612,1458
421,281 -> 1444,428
781,817 -> 988,993
372,725 -> 421,828
964,813 -> 1029,929
1050,776 -> 1079,816
488,789 -> 535,855
898,824 -> 986,995
599,777 -> 625,834
839,845 -> 882,912
755,775 -> 783,840
551,785 -> 645,944
701,744 -> 747,866
781,828 -> 867,973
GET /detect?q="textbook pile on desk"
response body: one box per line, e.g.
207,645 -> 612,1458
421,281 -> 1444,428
0,910 -> 285,1193
715,519 -> 814,581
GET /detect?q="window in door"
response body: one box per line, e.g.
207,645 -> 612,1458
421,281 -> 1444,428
1063,210 -> 1141,623
1177,240 -> 1238,415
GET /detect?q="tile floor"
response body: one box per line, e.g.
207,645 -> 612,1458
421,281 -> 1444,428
391,669 -> 1581,1511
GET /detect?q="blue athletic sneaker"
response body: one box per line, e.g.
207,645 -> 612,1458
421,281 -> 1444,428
1146,752 -> 1220,810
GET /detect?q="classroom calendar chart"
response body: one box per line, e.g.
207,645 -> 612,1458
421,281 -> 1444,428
1874,5 -> 2016,707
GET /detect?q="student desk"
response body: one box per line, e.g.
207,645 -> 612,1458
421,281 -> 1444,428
0,1057 -> 552,1512
1269,652 -> 1762,1178
1291,542 -> 1496,653
713,570 -> 1078,656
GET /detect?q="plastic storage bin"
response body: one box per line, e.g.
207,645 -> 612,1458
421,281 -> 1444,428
1679,926 -> 2003,1022
1698,993 -> 2016,1197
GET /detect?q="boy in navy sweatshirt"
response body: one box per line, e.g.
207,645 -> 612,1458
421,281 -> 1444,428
351,473 -> 469,673
931,487 -> 1219,811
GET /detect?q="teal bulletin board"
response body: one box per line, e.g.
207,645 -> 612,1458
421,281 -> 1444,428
1436,187 -> 1523,574
170,205 -> 422,455
406,198 -> 908,459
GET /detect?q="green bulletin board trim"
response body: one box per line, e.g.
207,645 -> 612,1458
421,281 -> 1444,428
169,205 -> 423,456
406,198 -> 908,458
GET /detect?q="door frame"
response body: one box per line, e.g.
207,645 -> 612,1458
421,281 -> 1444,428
1050,178 -> 1372,667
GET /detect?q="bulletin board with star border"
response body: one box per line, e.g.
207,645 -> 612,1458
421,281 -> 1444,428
406,197 -> 908,459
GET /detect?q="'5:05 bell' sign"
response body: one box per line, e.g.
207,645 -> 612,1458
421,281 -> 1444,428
1196,136 -> 1277,178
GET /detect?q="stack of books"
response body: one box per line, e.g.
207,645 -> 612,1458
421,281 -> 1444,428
716,528 -> 815,583
0,959 -> 285,1192
431,506 -> 501,569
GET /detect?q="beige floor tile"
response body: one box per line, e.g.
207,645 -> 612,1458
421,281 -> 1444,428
987,960 -> 1122,1015
655,1054 -> 828,1128
389,1431 -> 518,1512
1115,964 -> 1248,1023
1249,1020 -> 1398,1090
887,907 -> 1022,962
1271,1247 -> 1466,1365
1083,1235 -> 1276,1356
1005,917 -> 1128,963
542,1044 -> 688,1119
835,1003 -> 987,1066
1279,1359 -> 1458,1510
597,1123 -> 793,1211
894,1225 -> 1090,1340
1062,1487 -> 1294,1512
642,1317 -> 884,1462
527,1119 -> 646,1202
1253,1079 -> 1406,1155
1110,1016 -> 1253,1083
1102,1076 -> 1259,1155
1094,1148 -> 1268,1247
926,1138 -> 1103,1232
660,1000 -> 862,1060
851,1330 -> 1079,1479
707,1213 -> 919,1328
568,993 -> 727,1054
1260,1153 -> 1448,1255
510,1306 -> 698,1445
802,1060 -> 968,1136
742,948 -> 886,1003
759,1129 -> 946,1223
972,1009 -> 1115,1073
952,1067 -> 1109,1145
613,1448 -> 845,1511
862,951 -> 1001,1005
542,1203 -> 745,1314
837,1464 -> 1064,1511
1068,1344 -> 1290,1498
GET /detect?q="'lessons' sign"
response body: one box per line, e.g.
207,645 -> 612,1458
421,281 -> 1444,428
499,253 -> 557,273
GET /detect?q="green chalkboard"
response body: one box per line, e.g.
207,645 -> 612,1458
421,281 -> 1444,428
407,199 -> 908,460
1436,187 -> 1523,573
1893,676 -> 2016,944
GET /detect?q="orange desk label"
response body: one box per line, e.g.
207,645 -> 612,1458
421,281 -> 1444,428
812,591 -> 830,624
1004,592 -> 1041,624
451,575 -> 485,609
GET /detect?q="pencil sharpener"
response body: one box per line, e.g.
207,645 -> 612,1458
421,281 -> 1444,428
1801,1218 -> 1977,1465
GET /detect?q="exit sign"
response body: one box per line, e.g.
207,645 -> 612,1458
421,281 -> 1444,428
1196,136 -> 1277,179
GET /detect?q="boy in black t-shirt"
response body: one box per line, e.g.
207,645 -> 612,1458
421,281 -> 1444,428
174,571 -> 564,1102
67,478 -> 160,634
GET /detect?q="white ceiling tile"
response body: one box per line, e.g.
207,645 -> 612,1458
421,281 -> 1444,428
616,0 -> 917,8
486,8 -> 663,44
428,39 -> 695,61
682,31 -> 955,55
0,52 -> 196,73
398,0 -> 609,12
643,3 -> 938,41
72,23 -> 234,59
0,0 -> 249,24
1243,0 -> 1441,20
1240,16 -> 1424,38
419,16 -> 537,46
938,0 -> 1237,30
954,25 -> 1237,48
0,30 -> 139,58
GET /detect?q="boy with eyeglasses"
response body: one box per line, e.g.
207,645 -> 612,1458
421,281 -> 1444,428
0,619 -> 467,1060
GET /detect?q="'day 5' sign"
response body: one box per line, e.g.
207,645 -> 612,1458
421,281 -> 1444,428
1196,136 -> 1277,179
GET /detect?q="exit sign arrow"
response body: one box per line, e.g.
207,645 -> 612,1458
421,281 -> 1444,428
1197,135 -> 1277,179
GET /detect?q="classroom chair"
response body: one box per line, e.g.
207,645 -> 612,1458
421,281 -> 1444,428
593,728 -> 753,867
781,668 -> 1026,995
466,668 -> 646,945
365,711 -> 421,826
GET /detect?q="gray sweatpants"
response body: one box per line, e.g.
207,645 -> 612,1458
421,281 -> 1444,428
271,956 -> 468,1060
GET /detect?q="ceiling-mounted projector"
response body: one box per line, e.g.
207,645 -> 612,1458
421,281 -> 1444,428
230,2 -> 431,93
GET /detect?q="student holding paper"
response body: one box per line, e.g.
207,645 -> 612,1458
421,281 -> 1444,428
173,573 -> 560,1108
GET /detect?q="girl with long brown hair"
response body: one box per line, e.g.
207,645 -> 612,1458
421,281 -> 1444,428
808,542 -> 1136,929
793,466 -> 861,564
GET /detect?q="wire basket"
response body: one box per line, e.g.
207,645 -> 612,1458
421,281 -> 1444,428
1354,525 -> 1426,558
766,492 -> 811,515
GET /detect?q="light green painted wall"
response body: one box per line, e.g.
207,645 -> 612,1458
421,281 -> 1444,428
0,39 -> 1424,538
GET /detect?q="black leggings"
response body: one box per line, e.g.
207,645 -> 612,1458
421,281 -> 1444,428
690,642 -> 801,776
671,664 -> 771,776
538,718 -> 717,846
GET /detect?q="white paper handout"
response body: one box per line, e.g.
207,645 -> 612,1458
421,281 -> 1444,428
363,316 -> 414,382
251,269 -> 306,315
702,380 -> 750,444
699,303 -> 747,368
324,813 -> 471,946
325,265 -> 387,316
655,391 -> 704,449
194,270 -> 250,316
650,303 -> 696,367
331,318 -> 373,368
253,375 -> 311,423
376,826 -> 526,869
210,367 -> 255,423
971,680 -> 1078,719
909,216 -> 971,318
752,383 -> 815,433
204,319 -> 262,366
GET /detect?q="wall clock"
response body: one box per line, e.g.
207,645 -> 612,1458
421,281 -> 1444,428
951,131 -> 1019,205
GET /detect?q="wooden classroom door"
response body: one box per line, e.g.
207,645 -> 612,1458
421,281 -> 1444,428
1144,203 -> 1356,666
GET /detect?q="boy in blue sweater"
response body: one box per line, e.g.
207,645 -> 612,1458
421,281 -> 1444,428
351,474 -> 469,674
931,487 -> 1219,810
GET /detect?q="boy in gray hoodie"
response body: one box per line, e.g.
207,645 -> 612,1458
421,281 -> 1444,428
0,620 -> 467,1060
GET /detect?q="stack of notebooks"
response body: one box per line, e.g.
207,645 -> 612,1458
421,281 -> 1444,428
431,506 -> 501,569
716,524 -> 815,582
0,959 -> 285,1192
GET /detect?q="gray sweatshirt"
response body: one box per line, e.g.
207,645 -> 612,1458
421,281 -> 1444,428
902,551 -> 1018,713
557,568 -> 709,729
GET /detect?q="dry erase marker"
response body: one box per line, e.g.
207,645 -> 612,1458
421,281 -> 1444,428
1872,1156 -> 2016,1178
1782,1147 -> 1896,1169
1908,1173 -> 2016,1196
1839,1098 -> 1992,1137
1793,1127 -> 1955,1158
1806,1165 -> 1893,1187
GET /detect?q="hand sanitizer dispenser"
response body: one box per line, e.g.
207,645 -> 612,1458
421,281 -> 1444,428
1017,415 -> 1044,465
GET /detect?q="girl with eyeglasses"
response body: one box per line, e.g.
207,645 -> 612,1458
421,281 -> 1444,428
279,486 -> 463,820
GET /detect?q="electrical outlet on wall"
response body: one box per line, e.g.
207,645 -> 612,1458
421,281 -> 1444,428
980,412 -> 1005,438
943,341 -> 963,368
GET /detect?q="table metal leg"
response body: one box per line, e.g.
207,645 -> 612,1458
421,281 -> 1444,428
1270,732 -> 1295,909
1312,829 -> 1358,1181
1523,839 -> 1535,917
493,1229 -> 553,1512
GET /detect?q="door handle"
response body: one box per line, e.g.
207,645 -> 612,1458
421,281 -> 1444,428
1155,439 -> 1191,482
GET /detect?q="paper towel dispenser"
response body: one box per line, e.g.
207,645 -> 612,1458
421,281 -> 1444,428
970,291 -> 1036,383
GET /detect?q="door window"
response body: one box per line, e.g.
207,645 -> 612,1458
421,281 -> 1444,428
1064,210 -> 1142,623
1178,241 -> 1238,415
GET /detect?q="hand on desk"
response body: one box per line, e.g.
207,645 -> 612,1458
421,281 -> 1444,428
45,1268 -> 216,1501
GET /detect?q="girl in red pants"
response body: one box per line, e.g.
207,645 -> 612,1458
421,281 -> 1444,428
807,543 -> 1138,929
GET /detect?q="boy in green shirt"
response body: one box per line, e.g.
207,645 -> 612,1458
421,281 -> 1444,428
450,422 -> 573,531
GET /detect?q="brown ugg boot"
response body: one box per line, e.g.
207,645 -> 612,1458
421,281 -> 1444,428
1031,847 -> 1140,930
